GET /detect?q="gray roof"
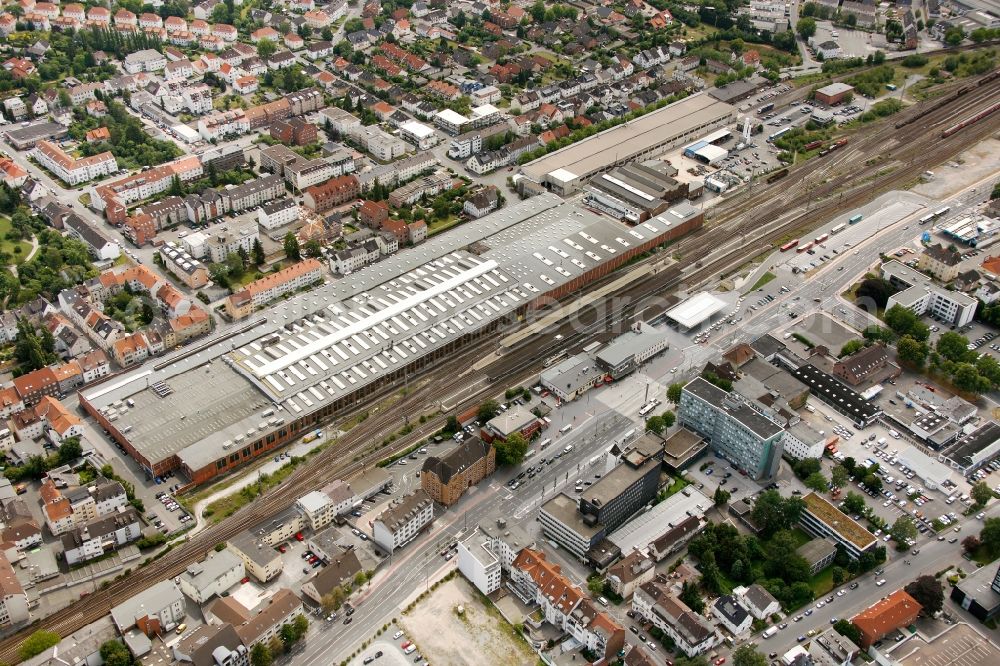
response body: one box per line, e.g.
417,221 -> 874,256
596,326 -> 671,369
743,583 -> 779,613
229,529 -> 282,568
179,548 -> 243,594
714,594 -> 750,625
684,377 -> 783,439
110,579 -> 183,631
797,537 -> 838,567
375,489 -> 432,533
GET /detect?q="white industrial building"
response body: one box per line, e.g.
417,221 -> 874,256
399,120 -> 439,150
665,292 -> 728,331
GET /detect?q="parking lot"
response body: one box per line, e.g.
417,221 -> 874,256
348,626 -> 416,666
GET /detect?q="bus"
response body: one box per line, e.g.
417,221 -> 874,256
780,239 -> 799,252
849,214 -> 864,224
525,448 -> 536,459
758,102 -> 775,114
814,233 -> 830,244
831,223 -> 847,235
559,424 -> 573,435
933,206 -> 951,218
539,438 -> 552,449
638,402 -> 658,417
796,241 -> 814,253
918,213 -> 935,225
768,126 -> 792,142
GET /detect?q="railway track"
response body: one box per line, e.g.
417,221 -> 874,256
3,70 -> 1000,664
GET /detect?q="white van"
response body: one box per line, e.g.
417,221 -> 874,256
763,627 -> 779,639
889,430 -> 901,439
878,437 -> 887,446
564,444 -> 574,454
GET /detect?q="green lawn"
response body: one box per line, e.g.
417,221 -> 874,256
970,544 -> 999,567
427,215 -> 462,236
751,271 -> 777,291
789,527 -> 813,549
809,567 -> 835,596
0,216 -> 32,266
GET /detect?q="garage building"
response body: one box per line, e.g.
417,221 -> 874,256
664,292 -> 728,331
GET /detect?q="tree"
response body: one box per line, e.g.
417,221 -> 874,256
251,643 -> 273,666
904,575 -> 944,615
804,472 -> 829,492
732,645 -> 769,666
646,415 -> 665,435
58,437 -> 82,464
100,640 -> 134,666
863,473 -> 883,493
884,304 -> 929,341
980,517 -> 1000,555
494,432 -> 529,466
843,491 -> 866,515
962,535 -> 981,552
292,614 -> 308,639
897,335 -> 929,367
283,232 -> 300,260
477,399 -> 500,422
751,490 -> 805,539
679,579 -> 705,613
937,332 -> 973,363
890,516 -> 917,549
839,339 -> 865,358
20,631 -> 61,660
662,410 -> 676,428
832,464 -> 849,489
794,457 -> 822,479
304,239 -> 323,258
797,17 -> 817,39
714,486 -> 731,506
667,383 -> 684,403
854,278 -> 896,311
252,238 -> 265,266
972,481 -> 994,508
321,587 -> 346,612
833,619 -> 862,646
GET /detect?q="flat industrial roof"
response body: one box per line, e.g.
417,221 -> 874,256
665,292 -> 728,329
608,487 -> 708,554
692,144 -> 728,163
400,120 -> 435,138
87,194 -> 691,473
521,93 -> 735,183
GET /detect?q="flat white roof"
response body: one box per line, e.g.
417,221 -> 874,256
665,292 -> 727,329
694,144 -> 728,163
172,124 -> 200,141
547,168 -> 578,184
471,104 -> 498,118
435,108 -> 469,125
400,120 -> 435,138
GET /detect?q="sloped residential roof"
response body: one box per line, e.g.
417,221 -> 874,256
852,589 -> 922,641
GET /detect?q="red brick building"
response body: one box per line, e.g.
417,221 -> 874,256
420,436 -> 495,507
269,118 -> 318,146
303,175 -> 359,212
358,199 -> 389,228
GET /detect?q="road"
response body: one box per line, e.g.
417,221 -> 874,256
296,408 -> 637,665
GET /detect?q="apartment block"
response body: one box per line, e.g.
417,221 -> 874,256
372,489 -> 434,555
225,258 -> 323,319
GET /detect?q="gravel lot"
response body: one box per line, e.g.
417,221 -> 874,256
399,577 -> 535,666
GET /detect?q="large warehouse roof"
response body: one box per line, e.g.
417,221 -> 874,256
521,93 -> 735,184
86,194 -> 692,474
665,292 -> 728,329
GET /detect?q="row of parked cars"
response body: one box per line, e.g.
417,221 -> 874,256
154,491 -> 191,526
